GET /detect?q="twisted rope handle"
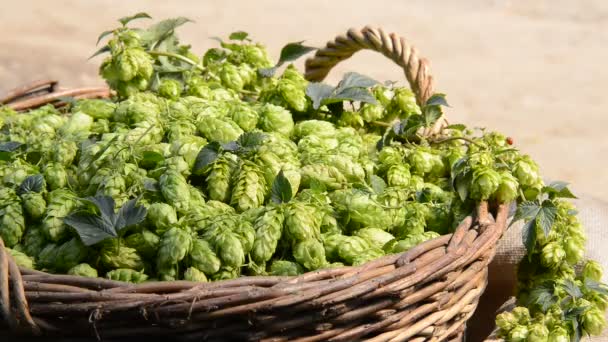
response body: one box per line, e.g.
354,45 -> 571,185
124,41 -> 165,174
304,26 -> 447,134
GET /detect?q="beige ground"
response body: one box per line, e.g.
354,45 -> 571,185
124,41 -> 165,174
1,0 -> 607,199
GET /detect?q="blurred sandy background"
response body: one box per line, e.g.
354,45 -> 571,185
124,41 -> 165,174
1,0 -> 607,199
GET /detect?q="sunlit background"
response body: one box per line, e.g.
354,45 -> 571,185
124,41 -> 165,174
1,0 -> 606,199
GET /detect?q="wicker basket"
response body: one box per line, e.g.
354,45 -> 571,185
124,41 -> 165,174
0,27 -> 510,341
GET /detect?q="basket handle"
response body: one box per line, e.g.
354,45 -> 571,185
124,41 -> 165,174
304,26 -> 447,134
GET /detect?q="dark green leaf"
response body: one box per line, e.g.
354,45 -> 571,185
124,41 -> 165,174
570,317 -> 582,342
202,48 -> 227,66
335,72 -> 379,92
96,30 -> 114,45
115,197 -> 147,231
118,12 -> 152,26
64,212 -> 117,246
221,141 -> 240,152
522,220 -> 537,258
527,281 -> 557,312
89,45 -> 111,59
426,93 -> 450,107
446,124 -> 466,131
277,41 -> 316,66
454,171 -> 472,202
237,132 -> 266,149
370,175 -> 386,195
229,31 -> 249,41
143,178 -> 160,192
258,67 -> 278,78
422,105 -> 442,127
193,142 -> 221,174
450,156 -> 469,186
329,87 -> 377,105
17,174 -> 44,195
81,196 -> 116,226
0,141 -> 23,152
511,201 -> 541,226
306,83 -> 335,110
536,200 -> 557,237
139,17 -> 193,47
543,181 -> 577,199
271,171 -> 293,204
561,279 -> 583,299
584,280 -> 608,296
142,151 -> 165,165
308,178 -> 327,193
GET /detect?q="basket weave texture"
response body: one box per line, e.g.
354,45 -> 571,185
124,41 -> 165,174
0,27 -> 510,341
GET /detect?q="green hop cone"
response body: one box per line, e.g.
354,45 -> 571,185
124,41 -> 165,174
213,230 -> 245,269
159,170 -> 191,215
100,239 -> 144,270
205,154 -> 237,202
508,325 -> 529,342
197,116 -> 244,144
277,79 -> 307,112
563,236 -> 585,265
157,228 -> 193,270
547,327 -> 569,342
285,202 -> 322,242
495,311 -> 518,333
540,241 -> 566,269
106,269 -> 148,283
158,79 -> 183,100
386,164 -> 411,188
229,102 -> 259,132
512,307 -> 531,325
22,225 -> 47,257
43,163 -> 68,190
230,160 -> 267,212
293,120 -> 336,140
189,239 -> 221,275
67,263 -> 98,278
7,248 -> 35,269
582,306 -> 606,335
211,266 -> 240,281
257,103 -> 294,137
338,236 -> 371,265
360,103 -> 384,122
293,239 -> 327,271
495,171 -> 519,203
355,228 -> 395,250
251,207 -> 284,264
269,260 -> 304,276
38,238 -> 88,272
72,98 -> 115,120
513,156 -> 541,187
378,146 -> 405,171
0,202 -> 25,248
219,63 -> 245,91
527,323 -> 549,342
50,140 -> 78,166
391,87 -> 420,116
337,110 -> 364,129
409,149 -> 435,176
146,202 -> 178,235
352,248 -> 384,266
21,192 -> 47,221
470,167 -> 501,200
183,267 -> 208,282
125,230 -> 160,259
583,260 -> 603,282
300,164 -> 346,191
321,233 -> 347,261
233,220 -> 255,254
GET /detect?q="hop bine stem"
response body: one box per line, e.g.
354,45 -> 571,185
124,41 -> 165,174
147,51 -> 204,72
